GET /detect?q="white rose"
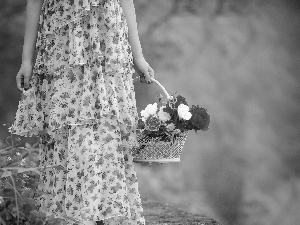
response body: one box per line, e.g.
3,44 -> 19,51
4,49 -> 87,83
146,102 -> 158,115
157,106 -> 171,122
140,102 -> 158,121
140,109 -> 149,121
177,103 -> 192,120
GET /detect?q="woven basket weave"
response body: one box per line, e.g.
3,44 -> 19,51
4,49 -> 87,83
132,77 -> 189,164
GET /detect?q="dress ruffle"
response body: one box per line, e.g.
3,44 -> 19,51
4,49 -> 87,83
9,0 -> 139,148
37,0 -> 127,73
41,0 -> 119,34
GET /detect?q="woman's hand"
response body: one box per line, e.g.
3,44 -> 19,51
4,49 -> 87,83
15,0 -> 43,92
133,56 -> 155,84
16,61 -> 33,91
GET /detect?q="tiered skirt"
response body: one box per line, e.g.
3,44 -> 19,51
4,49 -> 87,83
9,0 -> 145,224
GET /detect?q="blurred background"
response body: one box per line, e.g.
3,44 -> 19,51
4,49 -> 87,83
1,0 -> 300,225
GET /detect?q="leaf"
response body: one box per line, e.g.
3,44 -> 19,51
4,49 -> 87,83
0,157 -> 7,167
0,166 -> 42,179
2,188 -> 15,198
0,169 -> 12,178
0,145 -> 12,154
175,95 -> 188,107
163,104 -> 173,115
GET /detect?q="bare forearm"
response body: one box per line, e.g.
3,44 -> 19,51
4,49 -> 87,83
22,0 -> 44,64
120,0 -> 144,60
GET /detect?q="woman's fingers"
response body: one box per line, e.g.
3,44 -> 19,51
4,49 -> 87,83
16,72 -> 23,91
139,72 -> 152,84
138,65 -> 154,85
16,62 -> 33,91
23,75 -> 30,90
149,67 -> 154,79
145,67 -> 155,84
144,69 -> 150,82
16,73 -> 31,92
146,67 -> 154,84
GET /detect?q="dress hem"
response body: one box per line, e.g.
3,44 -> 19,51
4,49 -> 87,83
38,209 -> 143,225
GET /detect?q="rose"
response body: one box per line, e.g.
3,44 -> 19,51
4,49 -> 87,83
165,123 -> 176,131
145,115 -> 161,131
140,102 -> 158,121
188,105 -> 210,131
177,103 -> 192,120
157,106 -> 171,122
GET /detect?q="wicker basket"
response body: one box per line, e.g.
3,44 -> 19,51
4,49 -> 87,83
131,77 -> 189,164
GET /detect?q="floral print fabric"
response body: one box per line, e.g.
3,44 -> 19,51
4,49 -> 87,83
38,116 -> 145,225
9,0 -> 145,224
9,0 -> 139,141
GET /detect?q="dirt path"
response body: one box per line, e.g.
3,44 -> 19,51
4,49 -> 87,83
142,197 -> 221,225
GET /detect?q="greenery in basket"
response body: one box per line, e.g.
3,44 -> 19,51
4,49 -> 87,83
0,128 -> 68,225
137,94 -> 210,142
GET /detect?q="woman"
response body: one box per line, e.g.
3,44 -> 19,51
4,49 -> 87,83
9,0 -> 154,224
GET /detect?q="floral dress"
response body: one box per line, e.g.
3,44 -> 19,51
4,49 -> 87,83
8,0 -> 145,224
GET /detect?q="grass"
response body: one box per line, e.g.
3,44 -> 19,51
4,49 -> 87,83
0,124 -> 68,225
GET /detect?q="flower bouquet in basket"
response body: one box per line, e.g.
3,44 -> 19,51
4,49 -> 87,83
132,78 -> 210,163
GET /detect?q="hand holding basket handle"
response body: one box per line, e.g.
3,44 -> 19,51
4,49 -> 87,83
133,56 -> 155,84
133,77 -> 172,100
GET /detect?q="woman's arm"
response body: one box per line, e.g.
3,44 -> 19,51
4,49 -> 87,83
119,0 -> 143,60
22,0 -> 43,64
16,0 -> 43,91
119,0 -> 155,83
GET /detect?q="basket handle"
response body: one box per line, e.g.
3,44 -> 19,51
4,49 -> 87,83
133,77 -> 172,100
